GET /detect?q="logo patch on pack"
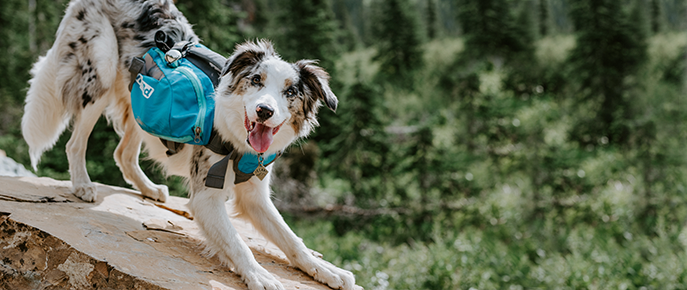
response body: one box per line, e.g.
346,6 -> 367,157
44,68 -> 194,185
136,74 -> 155,99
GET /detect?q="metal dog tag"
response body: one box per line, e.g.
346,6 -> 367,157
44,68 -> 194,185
254,164 -> 268,180
254,154 -> 269,180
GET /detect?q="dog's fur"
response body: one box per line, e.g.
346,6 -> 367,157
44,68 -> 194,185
21,0 -> 357,289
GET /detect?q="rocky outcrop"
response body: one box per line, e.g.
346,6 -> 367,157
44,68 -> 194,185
0,176 -> 332,290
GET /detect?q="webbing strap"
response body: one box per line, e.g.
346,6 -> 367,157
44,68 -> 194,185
205,154 -> 232,189
163,139 -> 185,156
203,131 -> 235,189
127,57 -> 144,91
204,130 -> 233,156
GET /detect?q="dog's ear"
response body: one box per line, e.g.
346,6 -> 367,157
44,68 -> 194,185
221,40 -> 275,79
295,60 -> 338,112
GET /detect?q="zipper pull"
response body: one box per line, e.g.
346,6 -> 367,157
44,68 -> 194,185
194,126 -> 202,143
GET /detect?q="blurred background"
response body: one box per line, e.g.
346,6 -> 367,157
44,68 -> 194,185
1,0 -> 687,288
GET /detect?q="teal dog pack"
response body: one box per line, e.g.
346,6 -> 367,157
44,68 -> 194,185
128,31 -> 280,189
129,37 -> 222,146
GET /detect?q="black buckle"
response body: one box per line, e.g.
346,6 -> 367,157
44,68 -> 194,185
154,30 -> 174,52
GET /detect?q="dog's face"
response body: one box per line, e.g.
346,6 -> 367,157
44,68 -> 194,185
213,40 -> 337,154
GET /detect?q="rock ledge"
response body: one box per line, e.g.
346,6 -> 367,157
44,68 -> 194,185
0,176 -> 330,290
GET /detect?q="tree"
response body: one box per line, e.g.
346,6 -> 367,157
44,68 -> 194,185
175,0 -> 243,56
567,0 -> 647,145
371,0 -> 423,83
457,0 -> 534,62
323,79 -> 390,208
426,0 -> 438,39
271,0 -> 339,69
539,0 -> 549,36
650,0 -> 661,33
331,0 -> 361,51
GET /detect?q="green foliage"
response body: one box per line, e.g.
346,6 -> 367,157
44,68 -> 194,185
175,0 -> 244,55
567,0 -> 648,145
539,0 -> 549,36
3,1 -> 687,289
0,0 -> 69,134
269,0 -> 339,69
289,209 -> 687,289
370,0 -> 424,83
457,0 -> 535,61
307,26 -> 687,288
651,0 -> 662,33
319,76 -> 391,209
425,0 -> 438,39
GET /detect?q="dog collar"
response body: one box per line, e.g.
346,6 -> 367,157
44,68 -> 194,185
204,131 -> 281,189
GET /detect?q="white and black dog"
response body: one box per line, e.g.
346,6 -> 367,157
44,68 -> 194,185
21,0 -> 357,289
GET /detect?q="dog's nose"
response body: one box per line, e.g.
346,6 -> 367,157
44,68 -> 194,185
256,104 -> 274,121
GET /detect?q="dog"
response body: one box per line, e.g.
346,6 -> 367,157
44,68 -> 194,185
21,0 -> 357,289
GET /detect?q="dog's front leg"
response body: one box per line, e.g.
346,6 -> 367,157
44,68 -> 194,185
234,173 -> 358,290
187,148 -> 283,290
189,189 -> 284,290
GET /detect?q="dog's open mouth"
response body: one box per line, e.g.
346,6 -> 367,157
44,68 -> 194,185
244,112 -> 283,153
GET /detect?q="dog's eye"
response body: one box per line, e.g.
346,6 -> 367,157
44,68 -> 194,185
285,88 -> 297,97
251,75 -> 261,86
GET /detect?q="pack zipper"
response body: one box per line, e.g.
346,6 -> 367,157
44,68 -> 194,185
146,131 -> 194,143
176,66 -> 206,143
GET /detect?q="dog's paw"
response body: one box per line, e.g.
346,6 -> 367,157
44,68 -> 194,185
295,255 -> 358,290
141,184 -> 169,202
242,268 -> 284,290
73,183 -> 97,202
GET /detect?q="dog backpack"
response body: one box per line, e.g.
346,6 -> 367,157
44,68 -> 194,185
128,31 -> 225,146
128,31 -> 281,189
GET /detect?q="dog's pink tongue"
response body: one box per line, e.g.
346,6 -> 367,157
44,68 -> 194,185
249,123 -> 273,153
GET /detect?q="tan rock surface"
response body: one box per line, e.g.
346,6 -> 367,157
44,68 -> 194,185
0,176 -> 331,290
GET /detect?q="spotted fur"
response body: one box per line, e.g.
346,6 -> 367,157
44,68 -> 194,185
21,0 -> 356,289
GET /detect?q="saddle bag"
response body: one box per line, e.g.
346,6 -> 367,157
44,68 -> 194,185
128,32 -> 282,189
128,31 -> 226,146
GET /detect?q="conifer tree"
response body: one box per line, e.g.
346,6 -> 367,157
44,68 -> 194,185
457,0 -> 534,61
240,0 -> 270,38
515,1 -> 537,45
407,125 -> 434,198
426,0 -> 438,39
650,0 -> 661,33
539,0 -> 549,36
324,79 -> 389,207
371,0 -> 423,83
175,0 -> 243,55
331,0 -> 360,51
272,0 -> 339,69
568,0 -> 647,145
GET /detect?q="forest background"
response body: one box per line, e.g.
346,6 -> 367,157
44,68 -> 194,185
1,0 -> 687,288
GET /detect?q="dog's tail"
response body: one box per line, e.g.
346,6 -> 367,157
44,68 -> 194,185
22,52 -> 71,171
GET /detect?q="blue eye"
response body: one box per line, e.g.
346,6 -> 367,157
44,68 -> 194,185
251,75 -> 261,86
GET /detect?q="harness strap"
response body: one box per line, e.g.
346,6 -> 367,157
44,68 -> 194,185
203,131 -> 235,189
186,45 -> 225,87
205,153 -> 232,189
201,130 -> 282,188
127,57 -> 145,91
204,130 -> 233,155
163,139 -> 185,156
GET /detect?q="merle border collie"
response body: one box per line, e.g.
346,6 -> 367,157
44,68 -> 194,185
21,0 -> 357,289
